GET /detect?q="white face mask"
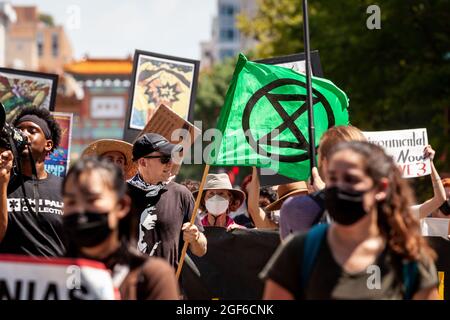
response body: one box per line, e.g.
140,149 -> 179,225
271,210 -> 280,224
205,195 -> 230,216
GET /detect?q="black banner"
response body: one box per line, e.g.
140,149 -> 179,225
181,230 -> 449,300
425,236 -> 450,300
181,227 -> 280,300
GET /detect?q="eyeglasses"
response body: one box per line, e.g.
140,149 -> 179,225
143,155 -> 172,164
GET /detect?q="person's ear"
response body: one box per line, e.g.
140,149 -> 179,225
44,140 -> 53,153
116,194 -> 131,220
374,178 -> 389,202
138,158 -> 146,168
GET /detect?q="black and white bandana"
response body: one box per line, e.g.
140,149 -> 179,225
127,173 -> 167,197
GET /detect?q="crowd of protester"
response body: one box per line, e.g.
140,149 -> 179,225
0,109 -> 448,300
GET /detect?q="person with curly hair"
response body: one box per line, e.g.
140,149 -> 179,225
262,141 -> 439,300
0,106 -> 66,257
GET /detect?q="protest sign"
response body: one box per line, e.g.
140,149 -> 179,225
420,218 -> 450,237
123,50 -> 200,143
363,128 -> 430,178
0,254 -> 116,300
255,50 -> 324,79
181,227 -> 280,300
137,104 -> 200,145
137,104 -> 201,174
0,68 -> 58,122
44,112 -> 73,177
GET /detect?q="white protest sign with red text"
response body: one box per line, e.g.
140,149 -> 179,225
0,254 -> 117,300
363,128 -> 430,178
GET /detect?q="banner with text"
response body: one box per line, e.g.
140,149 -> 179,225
363,128 -> 430,178
44,112 -> 73,177
0,254 -> 116,300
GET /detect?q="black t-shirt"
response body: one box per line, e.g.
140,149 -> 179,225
127,180 -> 203,268
234,214 -> 255,229
260,232 -> 439,299
0,173 -> 66,257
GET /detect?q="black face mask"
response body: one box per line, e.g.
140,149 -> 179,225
439,200 -> 450,216
325,186 -> 368,226
63,211 -> 112,248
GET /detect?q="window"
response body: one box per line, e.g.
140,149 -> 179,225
220,4 -> 236,16
220,28 -> 235,42
51,32 -> 59,57
37,32 -> 44,57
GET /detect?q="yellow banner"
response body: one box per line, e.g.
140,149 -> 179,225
438,271 -> 444,300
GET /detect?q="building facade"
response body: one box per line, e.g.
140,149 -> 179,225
61,58 -> 132,159
4,5 -> 72,75
200,0 -> 257,69
0,2 -> 16,67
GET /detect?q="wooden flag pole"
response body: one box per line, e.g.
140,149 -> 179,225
176,164 -> 210,280
302,0 -> 317,181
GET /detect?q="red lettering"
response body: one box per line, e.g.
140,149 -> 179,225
398,164 -> 411,176
416,162 -> 427,176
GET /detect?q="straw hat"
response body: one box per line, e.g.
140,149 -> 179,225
193,173 -> 246,209
265,181 -> 309,211
81,139 -> 137,180
442,178 -> 450,188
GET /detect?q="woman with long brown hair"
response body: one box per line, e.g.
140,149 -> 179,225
261,141 -> 439,299
280,125 -> 366,239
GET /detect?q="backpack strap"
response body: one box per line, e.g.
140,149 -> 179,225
307,190 -> 327,226
301,223 -> 330,292
402,260 -> 419,300
301,224 -> 419,299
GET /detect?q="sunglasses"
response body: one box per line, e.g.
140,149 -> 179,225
143,155 -> 172,164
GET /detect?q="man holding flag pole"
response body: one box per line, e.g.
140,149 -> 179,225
176,0 -> 350,278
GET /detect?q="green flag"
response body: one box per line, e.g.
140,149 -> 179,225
208,54 -> 349,181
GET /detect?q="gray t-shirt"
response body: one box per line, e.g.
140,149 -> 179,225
260,232 -> 439,299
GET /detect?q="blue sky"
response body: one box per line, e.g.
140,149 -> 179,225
10,0 -> 217,60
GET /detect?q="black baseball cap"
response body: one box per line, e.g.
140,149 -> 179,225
132,133 -> 182,161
